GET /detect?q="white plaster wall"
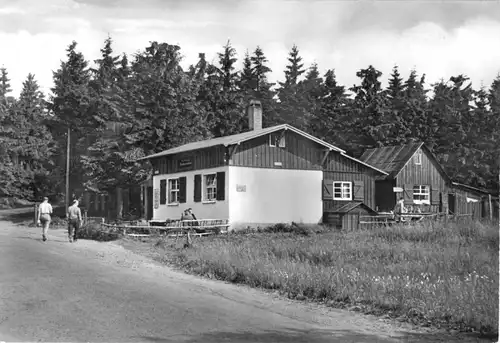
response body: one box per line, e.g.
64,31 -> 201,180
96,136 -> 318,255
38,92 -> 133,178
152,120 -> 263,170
228,166 -> 323,227
152,166 -> 229,221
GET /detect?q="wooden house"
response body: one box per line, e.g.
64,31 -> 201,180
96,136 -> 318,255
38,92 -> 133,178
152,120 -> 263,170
138,100 -> 387,230
450,182 -> 499,220
360,142 -> 499,220
360,142 -> 451,215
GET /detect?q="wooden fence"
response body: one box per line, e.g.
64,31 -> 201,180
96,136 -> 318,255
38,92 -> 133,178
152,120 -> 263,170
96,219 -> 230,238
359,212 -> 475,228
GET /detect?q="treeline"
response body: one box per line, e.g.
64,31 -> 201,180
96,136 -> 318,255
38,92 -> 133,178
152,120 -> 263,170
0,37 -> 499,203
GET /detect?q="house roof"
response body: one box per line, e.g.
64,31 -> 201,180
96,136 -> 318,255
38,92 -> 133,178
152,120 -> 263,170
451,182 -> 498,197
137,124 -> 388,175
359,142 -> 450,181
359,142 -> 424,178
138,124 -> 343,160
330,201 -> 378,214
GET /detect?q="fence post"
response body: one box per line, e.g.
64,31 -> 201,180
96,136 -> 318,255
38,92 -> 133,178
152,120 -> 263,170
34,203 -> 38,225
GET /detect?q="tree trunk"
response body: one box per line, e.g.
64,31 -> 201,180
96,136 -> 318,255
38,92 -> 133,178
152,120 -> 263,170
116,187 -> 123,220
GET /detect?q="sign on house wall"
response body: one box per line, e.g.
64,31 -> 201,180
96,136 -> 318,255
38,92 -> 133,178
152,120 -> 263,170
178,156 -> 194,171
154,189 -> 160,209
236,184 -> 247,192
393,187 -> 403,193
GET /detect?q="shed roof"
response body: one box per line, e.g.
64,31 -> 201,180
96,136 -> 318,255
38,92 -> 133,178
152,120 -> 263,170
451,182 -> 498,197
137,124 -> 388,175
329,201 -> 378,214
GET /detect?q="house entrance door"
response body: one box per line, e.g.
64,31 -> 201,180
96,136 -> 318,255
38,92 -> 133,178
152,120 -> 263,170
146,186 -> 153,220
448,193 -> 456,214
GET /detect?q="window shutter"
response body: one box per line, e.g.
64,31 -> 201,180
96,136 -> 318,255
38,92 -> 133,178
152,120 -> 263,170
160,179 -> 166,205
322,180 -> 334,200
353,180 -> 364,201
431,188 -> 440,205
403,184 -> 413,204
194,174 -> 202,202
179,177 -> 187,203
216,172 -> 226,201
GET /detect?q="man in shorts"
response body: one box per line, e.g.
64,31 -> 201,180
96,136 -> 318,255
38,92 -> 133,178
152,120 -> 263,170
37,197 -> 53,242
67,199 -> 82,243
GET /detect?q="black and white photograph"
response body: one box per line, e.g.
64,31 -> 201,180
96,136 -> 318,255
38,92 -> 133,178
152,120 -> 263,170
0,0 -> 499,342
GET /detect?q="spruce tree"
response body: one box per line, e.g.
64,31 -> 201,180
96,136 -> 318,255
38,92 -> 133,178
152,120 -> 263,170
349,65 -> 392,153
47,41 -> 92,199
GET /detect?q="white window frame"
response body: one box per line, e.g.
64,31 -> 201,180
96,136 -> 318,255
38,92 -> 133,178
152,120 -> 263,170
167,178 -> 180,205
269,133 -> 286,148
414,151 -> 422,165
333,181 -> 352,201
203,173 -> 217,203
269,134 -> 277,147
413,185 -> 430,204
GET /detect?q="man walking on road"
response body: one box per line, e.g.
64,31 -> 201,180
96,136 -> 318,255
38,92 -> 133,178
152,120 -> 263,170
67,200 -> 82,243
37,196 -> 53,242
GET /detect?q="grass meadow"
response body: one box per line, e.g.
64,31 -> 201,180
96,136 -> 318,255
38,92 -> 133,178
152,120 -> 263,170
130,219 -> 500,336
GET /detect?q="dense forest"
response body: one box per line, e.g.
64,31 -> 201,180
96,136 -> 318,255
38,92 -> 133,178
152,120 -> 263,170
0,37 -> 499,204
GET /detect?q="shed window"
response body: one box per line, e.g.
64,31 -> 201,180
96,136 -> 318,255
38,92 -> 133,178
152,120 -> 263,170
269,133 -> 286,148
413,185 -> 430,204
414,151 -> 422,165
333,182 -> 352,200
168,178 -> 180,204
203,173 -> 217,202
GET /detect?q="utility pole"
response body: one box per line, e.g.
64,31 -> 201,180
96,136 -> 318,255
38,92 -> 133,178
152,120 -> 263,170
66,127 -> 70,212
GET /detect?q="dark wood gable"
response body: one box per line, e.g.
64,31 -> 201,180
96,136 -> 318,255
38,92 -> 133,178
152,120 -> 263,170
395,147 -> 449,192
322,151 -> 379,211
229,130 -> 323,170
152,146 -> 226,175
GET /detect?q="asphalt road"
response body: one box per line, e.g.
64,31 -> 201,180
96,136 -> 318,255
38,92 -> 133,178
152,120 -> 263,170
0,208 -> 483,343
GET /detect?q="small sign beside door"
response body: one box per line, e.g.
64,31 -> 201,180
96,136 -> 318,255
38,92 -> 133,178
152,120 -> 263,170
393,187 -> 403,193
153,189 -> 160,209
236,184 -> 246,192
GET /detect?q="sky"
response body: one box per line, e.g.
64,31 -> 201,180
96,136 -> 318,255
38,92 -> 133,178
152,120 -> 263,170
0,0 -> 500,98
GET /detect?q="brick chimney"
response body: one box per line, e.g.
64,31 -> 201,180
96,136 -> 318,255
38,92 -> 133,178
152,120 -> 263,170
247,99 -> 263,131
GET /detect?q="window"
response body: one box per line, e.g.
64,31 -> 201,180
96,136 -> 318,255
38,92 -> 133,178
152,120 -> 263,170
168,178 -> 180,204
333,182 -> 352,200
203,174 -> 217,202
414,151 -> 422,165
269,133 -> 286,148
413,185 -> 430,204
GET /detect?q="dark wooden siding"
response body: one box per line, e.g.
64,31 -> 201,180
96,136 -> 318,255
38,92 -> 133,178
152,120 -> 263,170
230,130 -> 322,170
394,148 -> 449,214
395,148 -> 448,191
323,206 -> 373,230
452,188 -> 483,219
375,180 -> 396,212
323,212 -> 342,229
152,146 -> 225,175
323,171 -> 376,211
